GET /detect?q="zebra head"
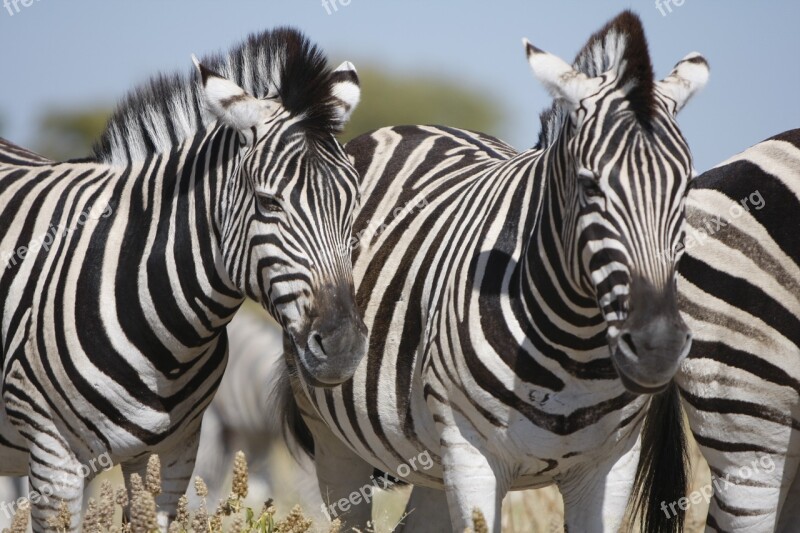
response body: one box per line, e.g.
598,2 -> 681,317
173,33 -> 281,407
194,52 -> 367,387
525,12 -> 709,393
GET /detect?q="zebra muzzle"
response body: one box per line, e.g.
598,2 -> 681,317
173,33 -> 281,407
612,316 -> 692,394
293,284 -> 368,387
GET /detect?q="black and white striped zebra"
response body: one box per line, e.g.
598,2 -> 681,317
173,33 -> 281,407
636,129 -> 800,532
284,12 -> 708,532
0,28 -> 366,531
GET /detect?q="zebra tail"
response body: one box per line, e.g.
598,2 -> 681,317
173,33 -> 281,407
628,381 -> 689,533
274,359 -> 315,460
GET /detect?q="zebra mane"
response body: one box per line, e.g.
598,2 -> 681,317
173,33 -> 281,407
536,10 -> 655,148
93,28 -> 342,165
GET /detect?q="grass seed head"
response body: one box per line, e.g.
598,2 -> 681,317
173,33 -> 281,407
274,504 -> 312,533
194,476 -> 209,499
471,508 -> 489,533
115,486 -> 129,508
81,498 -> 101,533
145,455 -> 162,496
232,451 -> 248,500
129,491 -> 158,533
230,515 -> 244,533
129,473 -> 144,496
191,506 -> 209,533
98,480 -> 115,530
210,510 -> 223,531
176,494 -> 190,526
8,499 -> 29,533
46,500 -> 72,531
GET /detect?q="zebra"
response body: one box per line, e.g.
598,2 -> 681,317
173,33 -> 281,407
190,305 -> 321,514
0,28 -> 366,531
0,312 -> 316,523
634,129 -> 800,532
283,11 -> 708,533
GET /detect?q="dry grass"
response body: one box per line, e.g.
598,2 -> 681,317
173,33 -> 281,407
3,436 -> 712,532
3,452 -> 336,533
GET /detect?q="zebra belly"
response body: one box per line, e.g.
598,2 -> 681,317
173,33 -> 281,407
2,312 -> 224,473
313,371 -> 645,491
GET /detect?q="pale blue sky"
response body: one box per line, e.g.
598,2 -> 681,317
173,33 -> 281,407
1,1 -> 798,171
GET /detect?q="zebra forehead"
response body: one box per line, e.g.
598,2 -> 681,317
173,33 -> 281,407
92,27 -> 344,165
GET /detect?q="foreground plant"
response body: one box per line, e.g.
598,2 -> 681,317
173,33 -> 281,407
137,452 -> 323,533
3,451 -> 345,533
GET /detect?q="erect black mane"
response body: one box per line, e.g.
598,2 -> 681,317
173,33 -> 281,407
93,28 -> 342,165
536,10 -> 656,149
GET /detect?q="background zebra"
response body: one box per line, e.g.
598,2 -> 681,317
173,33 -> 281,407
190,305 -> 321,514
0,28 -> 365,531
285,11 -> 708,532
640,129 -> 800,532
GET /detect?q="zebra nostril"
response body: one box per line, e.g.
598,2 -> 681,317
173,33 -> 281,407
313,333 -> 327,357
621,332 -> 637,356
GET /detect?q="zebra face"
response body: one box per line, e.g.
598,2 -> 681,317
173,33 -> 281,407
526,42 -> 709,393
196,59 -> 368,386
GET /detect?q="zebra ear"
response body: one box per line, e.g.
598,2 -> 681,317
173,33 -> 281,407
192,54 -> 277,131
523,39 -> 601,111
657,53 -> 709,115
330,61 -> 361,124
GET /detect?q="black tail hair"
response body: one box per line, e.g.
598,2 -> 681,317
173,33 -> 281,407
283,391 -> 315,460
627,382 -> 689,533
273,349 -> 315,460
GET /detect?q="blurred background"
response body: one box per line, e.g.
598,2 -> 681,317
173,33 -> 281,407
1,1 -> 799,169
1,1 -> 798,531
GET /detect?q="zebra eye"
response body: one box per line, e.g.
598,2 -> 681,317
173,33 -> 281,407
255,193 -> 284,215
577,169 -> 603,198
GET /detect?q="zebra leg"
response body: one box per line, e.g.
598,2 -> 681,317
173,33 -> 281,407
776,457 -> 800,532
27,439 -> 85,532
156,431 -> 203,516
313,429 -> 375,529
121,428 -> 201,527
557,435 -> 641,533
700,447 -> 795,532
396,485 -> 452,532
191,406 -> 233,506
680,369 -> 800,531
439,422 -> 511,532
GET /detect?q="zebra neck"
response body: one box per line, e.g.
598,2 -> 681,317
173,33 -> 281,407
132,128 -> 245,360
519,137 -> 608,349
